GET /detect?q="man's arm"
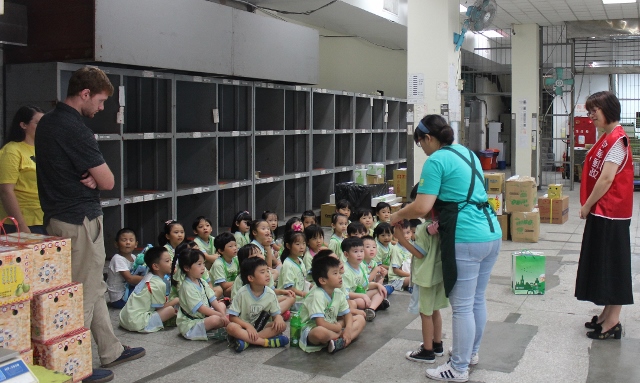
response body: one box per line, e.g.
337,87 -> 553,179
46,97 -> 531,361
87,163 -> 114,190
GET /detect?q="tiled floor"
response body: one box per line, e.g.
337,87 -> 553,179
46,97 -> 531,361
96,186 -> 640,383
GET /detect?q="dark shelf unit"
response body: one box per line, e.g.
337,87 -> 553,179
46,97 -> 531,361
372,133 -> 385,163
176,79 -> 218,133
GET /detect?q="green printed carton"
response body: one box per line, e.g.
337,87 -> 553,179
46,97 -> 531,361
505,176 -> 537,213
512,250 -> 545,295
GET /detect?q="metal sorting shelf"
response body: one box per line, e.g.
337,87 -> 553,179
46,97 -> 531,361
5,61 -> 407,253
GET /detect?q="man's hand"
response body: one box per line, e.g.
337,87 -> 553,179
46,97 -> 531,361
80,172 -> 97,189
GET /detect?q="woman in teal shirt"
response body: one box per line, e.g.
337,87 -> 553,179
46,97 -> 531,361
391,115 -> 501,383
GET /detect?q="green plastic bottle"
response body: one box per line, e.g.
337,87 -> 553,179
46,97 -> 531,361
290,312 -> 302,348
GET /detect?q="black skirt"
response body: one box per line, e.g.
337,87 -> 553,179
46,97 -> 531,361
575,214 -> 634,305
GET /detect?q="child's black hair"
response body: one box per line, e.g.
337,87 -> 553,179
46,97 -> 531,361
230,211 -> 252,233
237,244 -> 260,267
304,224 -> 324,243
397,219 -> 410,229
283,216 -> 302,237
336,199 -> 352,212
158,220 -> 183,247
373,222 -> 393,238
331,213 -> 348,225
353,207 -> 373,222
301,210 -> 316,222
347,221 -> 367,236
192,216 -> 213,231
341,236 -> 364,253
311,251 -> 341,286
175,240 -> 197,256
410,183 -> 419,200
240,256 -> 268,285
115,228 -> 137,242
261,210 -> 278,220
409,219 -> 422,229
280,231 -> 307,263
361,235 -> 376,244
374,202 -> 391,218
214,232 -> 236,252
143,246 -> 167,272
170,248 -> 205,286
249,219 -> 268,240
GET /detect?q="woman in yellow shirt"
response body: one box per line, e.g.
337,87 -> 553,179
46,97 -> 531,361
0,105 -> 46,234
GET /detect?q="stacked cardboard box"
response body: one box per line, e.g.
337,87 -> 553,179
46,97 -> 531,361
484,173 -> 507,239
539,184 -> 569,225
393,168 -> 407,198
505,176 -> 540,243
2,233 -> 91,382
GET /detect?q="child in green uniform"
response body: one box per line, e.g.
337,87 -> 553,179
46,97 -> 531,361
347,221 -> 367,238
173,248 -> 229,341
335,200 -> 352,224
362,236 -> 386,283
299,251 -> 366,353
231,211 -> 252,248
301,210 -> 317,229
394,218 -> 448,363
328,213 -> 348,262
354,208 -> 375,237
388,220 -> 412,292
277,231 -> 309,310
210,232 -> 238,298
119,247 -> 178,333
341,237 -> 389,322
250,219 -> 280,274
374,202 -> 392,228
192,216 -> 217,269
303,225 -> 325,285
374,222 -> 397,271
158,220 -> 185,260
226,257 -> 289,352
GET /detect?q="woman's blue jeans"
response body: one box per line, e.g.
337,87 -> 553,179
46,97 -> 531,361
449,239 -> 501,372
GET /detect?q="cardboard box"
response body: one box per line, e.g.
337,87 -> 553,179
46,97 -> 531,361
366,163 -> 385,177
390,202 -> 403,213
484,172 -> 505,194
497,214 -> 509,241
538,196 -> 569,224
320,203 -> 336,227
510,210 -> 540,243
366,175 -> 384,185
354,169 -> 367,185
393,168 -> 407,198
0,245 -> 33,305
33,328 -> 92,382
2,233 -> 72,294
548,184 -> 563,199
20,348 -> 33,365
512,251 -> 545,295
371,194 -> 397,207
31,283 -> 84,343
0,300 -> 31,352
505,176 -> 537,213
487,194 -> 503,215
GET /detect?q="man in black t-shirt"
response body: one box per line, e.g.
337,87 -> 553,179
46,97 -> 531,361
36,67 -> 145,383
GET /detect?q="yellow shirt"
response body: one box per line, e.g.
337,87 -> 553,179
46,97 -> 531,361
0,141 -> 43,226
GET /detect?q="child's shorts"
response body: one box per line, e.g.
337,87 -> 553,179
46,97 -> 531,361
407,284 -> 420,315
141,311 -> 164,333
418,281 -> 449,316
389,278 -> 405,292
299,325 -> 323,353
183,320 -> 207,340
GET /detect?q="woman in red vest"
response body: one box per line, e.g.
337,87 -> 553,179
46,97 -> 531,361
576,91 -> 634,340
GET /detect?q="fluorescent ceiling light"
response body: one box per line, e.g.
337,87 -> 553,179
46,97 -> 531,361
602,0 -> 636,4
482,30 -> 505,38
460,4 -> 467,12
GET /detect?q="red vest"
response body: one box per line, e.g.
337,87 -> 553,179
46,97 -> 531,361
580,125 -> 633,219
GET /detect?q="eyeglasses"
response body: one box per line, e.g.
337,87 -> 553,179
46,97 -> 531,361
587,108 -> 599,116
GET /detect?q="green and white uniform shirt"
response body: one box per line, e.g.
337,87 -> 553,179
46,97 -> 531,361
388,244 -> 411,281
119,273 -> 167,332
230,268 -> 276,300
234,231 -> 251,248
210,256 -> 239,285
299,287 -> 350,352
302,248 -> 317,283
194,236 -> 215,256
277,257 -> 308,303
328,234 -> 345,262
365,259 -> 377,276
342,262 -> 370,297
374,241 -> 396,267
177,278 -> 217,339
228,284 -> 281,324
411,221 -> 443,288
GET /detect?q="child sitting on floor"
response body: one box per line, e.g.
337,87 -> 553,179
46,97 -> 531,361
210,232 -> 239,298
226,257 -> 289,352
301,210 -> 317,229
277,230 -> 309,311
192,216 -> 217,269
299,251 -> 366,353
347,221 -> 367,238
388,220 -> 412,292
328,213 -> 349,262
119,247 -> 178,333
231,211 -> 252,248
107,228 -> 144,309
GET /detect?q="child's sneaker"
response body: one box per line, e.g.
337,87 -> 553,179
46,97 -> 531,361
405,345 -> 435,363
376,298 -> 390,311
433,341 -> 444,356
448,347 -> 478,365
425,361 -> 469,382
327,337 -> 346,354
234,339 -> 249,353
364,308 -> 376,322
384,285 -> 394,296
265,335 -> 289,348
406,286 -> 413,294
282,310 -> 291,321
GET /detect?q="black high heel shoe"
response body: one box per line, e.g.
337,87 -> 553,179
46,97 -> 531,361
587,323 -> 622,340
585,315 -> 601,330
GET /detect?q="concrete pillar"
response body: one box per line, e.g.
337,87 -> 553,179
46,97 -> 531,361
510,24 -> 540,181
407,0 -> 461,184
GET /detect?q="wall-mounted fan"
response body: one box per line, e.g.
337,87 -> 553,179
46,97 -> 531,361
543,67 -> 574,97
454,0 -> 498,51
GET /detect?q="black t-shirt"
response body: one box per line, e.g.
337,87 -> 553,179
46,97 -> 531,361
35,102 -> 106,225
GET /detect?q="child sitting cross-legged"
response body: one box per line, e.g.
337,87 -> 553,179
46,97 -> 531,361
175,248 -> 229,341
341,237 -> 389,322
277,230 -> 309,311
226,257 -> 289,353
299,250 -> 366,353
210,232 -> 239,298
107,228 -> 144,309
119,246 -> 178,333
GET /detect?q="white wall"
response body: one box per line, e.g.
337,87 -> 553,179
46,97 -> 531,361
475,77 -> 506,121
